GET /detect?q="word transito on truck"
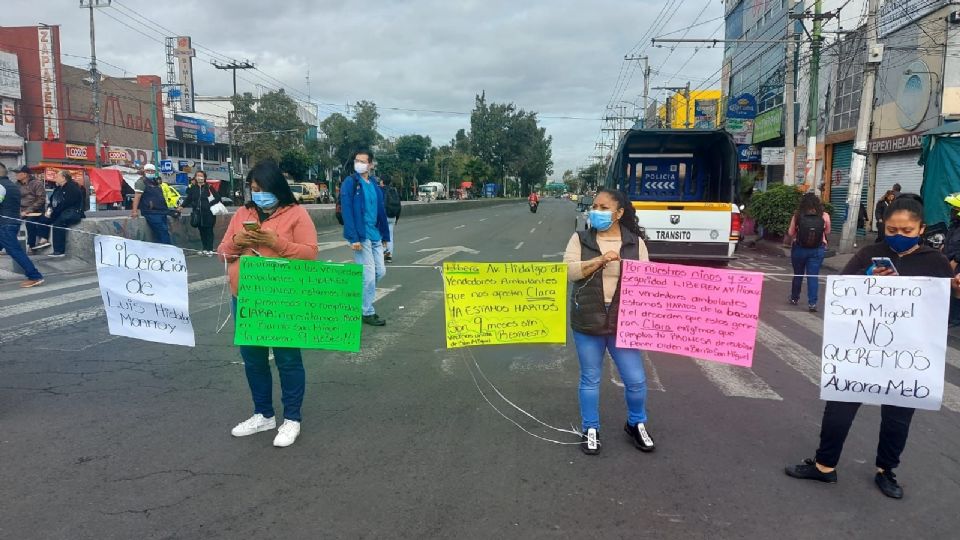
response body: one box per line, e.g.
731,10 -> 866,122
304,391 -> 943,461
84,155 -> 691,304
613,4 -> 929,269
605,128 -> 742,263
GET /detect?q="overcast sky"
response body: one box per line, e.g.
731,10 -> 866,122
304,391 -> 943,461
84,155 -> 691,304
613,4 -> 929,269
9,0 -> 724,178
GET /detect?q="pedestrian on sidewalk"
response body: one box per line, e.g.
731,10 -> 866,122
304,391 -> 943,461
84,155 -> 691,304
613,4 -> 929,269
130,163 -> 172,245
788,193 -> 830,312
564,188 -> 654,456
380,176 -> 401,263
185,170 -> 220,254
0,164 -> 43,287
13,166 -> 46,253
786,195 -> 959,499
218,161 -> 319,448
35,170 -> 84,258
340,149 -> 390,326
874,190 -> 895,242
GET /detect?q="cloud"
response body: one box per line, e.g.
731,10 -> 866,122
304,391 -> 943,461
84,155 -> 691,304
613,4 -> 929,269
8,0 -> 723,177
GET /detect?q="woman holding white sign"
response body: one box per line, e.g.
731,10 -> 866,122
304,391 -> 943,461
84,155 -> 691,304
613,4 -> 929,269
786,196 -> 957,499
218,161 -> 319,448
564,188 -> 654,456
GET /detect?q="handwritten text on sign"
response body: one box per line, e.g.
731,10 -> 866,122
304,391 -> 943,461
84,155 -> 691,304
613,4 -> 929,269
236,257 -> 363,352
443,262 -> 567,348
821,276 -> 949,410
95,236 -> 195,347
616,261 -> 763,366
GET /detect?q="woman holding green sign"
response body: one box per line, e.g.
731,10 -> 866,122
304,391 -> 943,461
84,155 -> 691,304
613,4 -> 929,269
218,161 -> 319,448
564,188 -> 653,456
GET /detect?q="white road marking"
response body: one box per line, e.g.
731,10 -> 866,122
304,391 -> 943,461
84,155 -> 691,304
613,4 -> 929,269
374,285 -> 401,302
541,251 -> 566,259
756,321 -> 822,385
1,275 -> 99,301
0,275 -> 224,321
413,246 -> 479,266
317,241 -> 348,252
478,218 -> 488,222
695,361 -> 783,400
529,228 -> 536,234
1,276 -> 226,345
515,242 -> 524,250
332,291 -> 443,364
409,237 -> 431,244
538,220 -> 543,225
454,225 -> 465,229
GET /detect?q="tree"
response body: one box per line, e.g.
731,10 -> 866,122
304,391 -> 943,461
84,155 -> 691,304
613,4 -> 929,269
232,90 -> 306,165
319,101 -> 381,181
279,147 -> 311,180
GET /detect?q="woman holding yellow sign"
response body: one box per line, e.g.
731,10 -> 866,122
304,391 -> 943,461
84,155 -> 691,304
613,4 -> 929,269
564,188 -> 653,455
218,161 -> 319,448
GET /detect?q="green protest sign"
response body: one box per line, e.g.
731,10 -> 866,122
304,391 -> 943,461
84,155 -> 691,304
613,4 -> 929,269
235,257 -> 363,352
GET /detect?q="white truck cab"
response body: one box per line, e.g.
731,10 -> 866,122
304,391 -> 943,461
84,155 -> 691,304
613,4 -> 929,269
605,129 -> 742,261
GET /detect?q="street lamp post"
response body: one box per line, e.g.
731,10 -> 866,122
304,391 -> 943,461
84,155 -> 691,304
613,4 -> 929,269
80,0 -> 111,167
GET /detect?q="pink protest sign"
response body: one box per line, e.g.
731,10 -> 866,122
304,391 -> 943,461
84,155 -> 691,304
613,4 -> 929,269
616,261 -> 764,367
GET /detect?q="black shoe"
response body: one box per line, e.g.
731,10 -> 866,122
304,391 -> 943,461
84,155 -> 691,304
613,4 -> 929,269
362,314 -> 386,326
808,304 -> 818,313
875,470 -> 903,499
384,252 -> 392,263
789,297 -> 799,306
785,458 -> 837,483
580,428 -> 600,455
624,422 -> 655,452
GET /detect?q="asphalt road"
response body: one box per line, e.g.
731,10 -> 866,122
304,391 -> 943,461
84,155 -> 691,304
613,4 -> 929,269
2,198 -> 959,539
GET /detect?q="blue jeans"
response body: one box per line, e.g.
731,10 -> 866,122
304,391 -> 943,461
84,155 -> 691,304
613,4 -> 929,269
232,297 -> 305,421
0,223 -> 42,280
143,212 -> 172,245
387,220 -> 395,254
573,330 -> 648,431
791,245 -> 825,305
353,239 -> 385,316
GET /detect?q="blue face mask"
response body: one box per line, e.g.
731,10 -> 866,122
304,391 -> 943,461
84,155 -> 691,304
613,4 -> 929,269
252,191 -> 278,209
588,210 -> 614,231
884,234 -> 921,253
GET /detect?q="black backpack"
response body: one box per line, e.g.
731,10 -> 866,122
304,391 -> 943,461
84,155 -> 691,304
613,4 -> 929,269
797,213 -> 825,248
385,186 -> 401,218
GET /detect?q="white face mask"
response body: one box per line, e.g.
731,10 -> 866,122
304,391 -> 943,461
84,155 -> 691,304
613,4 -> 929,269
354,162 -> 369,175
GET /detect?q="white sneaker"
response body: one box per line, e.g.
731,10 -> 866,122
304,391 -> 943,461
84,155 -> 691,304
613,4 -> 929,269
231,413 -> 276,437
273,419 -> 301,447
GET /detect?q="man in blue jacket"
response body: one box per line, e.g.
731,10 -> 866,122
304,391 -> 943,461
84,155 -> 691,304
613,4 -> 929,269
340,149 -> 390,326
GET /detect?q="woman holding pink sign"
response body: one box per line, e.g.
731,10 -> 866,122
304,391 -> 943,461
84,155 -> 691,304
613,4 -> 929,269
564,188 -> 654,456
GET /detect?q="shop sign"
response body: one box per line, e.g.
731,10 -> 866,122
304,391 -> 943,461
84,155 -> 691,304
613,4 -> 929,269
868,132 -> 923,154
761,147 -> 786,165
753,106 -> 783,144
38,27 -> 60,140
65,144 -> 89,160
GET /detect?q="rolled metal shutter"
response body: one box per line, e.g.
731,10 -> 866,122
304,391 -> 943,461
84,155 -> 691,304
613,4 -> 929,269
828,141 -> 869,234
873,151 -> 923,209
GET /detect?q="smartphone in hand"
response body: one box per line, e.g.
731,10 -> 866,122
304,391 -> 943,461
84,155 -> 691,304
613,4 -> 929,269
242,221 -> 260,231
871,257 -> 898,275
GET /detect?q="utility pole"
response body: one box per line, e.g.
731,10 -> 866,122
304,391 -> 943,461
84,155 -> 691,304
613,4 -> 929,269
80,0 -> 111,167
625,55 -> 650,127
784,0 -> 797,185
793,1 -> 834,193
214,60 -> 254,198
213,60 -> 255,97
840,0 -> 881,253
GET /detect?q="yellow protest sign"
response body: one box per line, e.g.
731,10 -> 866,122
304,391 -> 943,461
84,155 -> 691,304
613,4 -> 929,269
443,262 -> 567,348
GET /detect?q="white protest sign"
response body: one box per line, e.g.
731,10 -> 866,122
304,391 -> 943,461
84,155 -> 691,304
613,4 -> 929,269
95,235 -> 195,347
821,276 -> 950,410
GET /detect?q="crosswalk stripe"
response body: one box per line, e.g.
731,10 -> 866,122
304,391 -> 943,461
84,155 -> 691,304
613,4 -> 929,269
771,311 -> 960,413
778,309 -> 960,371
695,361 -> 783,400
374,285 -> 400,302
756,321 -> 822,385
0,276 -> 226,345
2,275 -> 99,302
